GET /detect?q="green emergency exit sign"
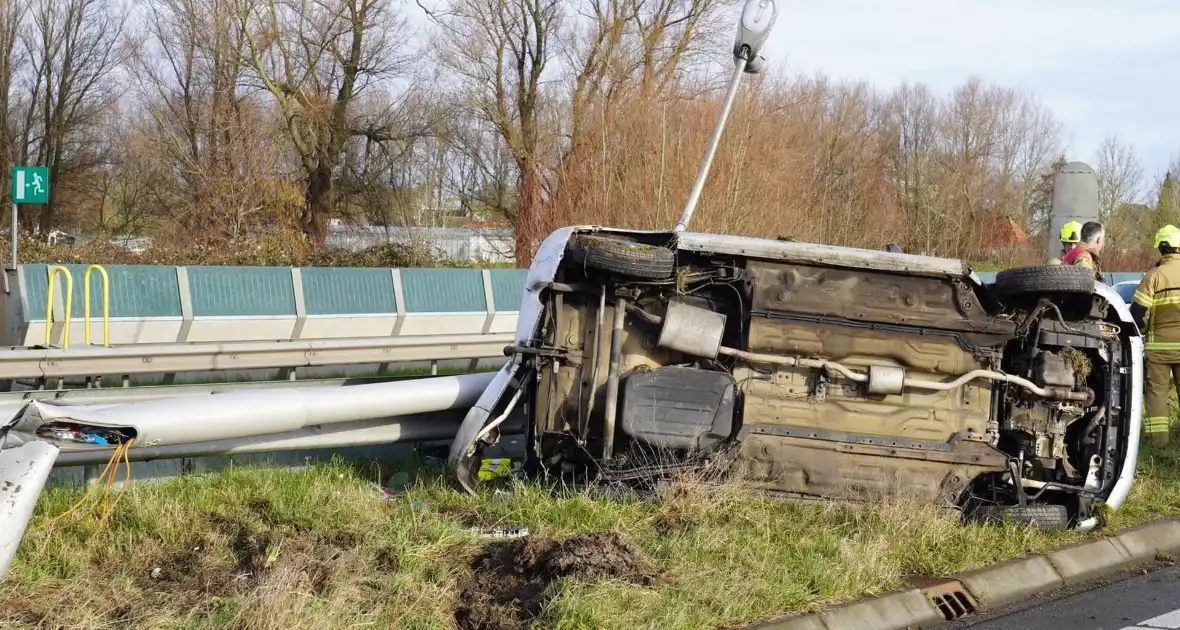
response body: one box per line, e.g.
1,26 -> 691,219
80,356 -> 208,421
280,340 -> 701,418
11,166 -> 48,204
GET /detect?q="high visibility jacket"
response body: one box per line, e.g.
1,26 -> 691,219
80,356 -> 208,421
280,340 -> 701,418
1133,254 -> 1180,351
1062,246 -> 1102,281
1052,245 -> 1076,265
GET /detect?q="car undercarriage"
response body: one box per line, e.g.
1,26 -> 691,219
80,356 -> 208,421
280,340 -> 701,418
449,227 -> 1143,532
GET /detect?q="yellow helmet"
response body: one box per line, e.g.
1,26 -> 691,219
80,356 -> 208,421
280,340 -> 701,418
1059,221 -> 1082,244
1155,225 -> 1180,249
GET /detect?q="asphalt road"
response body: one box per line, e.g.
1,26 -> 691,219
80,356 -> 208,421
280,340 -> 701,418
952,562 -> 1180,629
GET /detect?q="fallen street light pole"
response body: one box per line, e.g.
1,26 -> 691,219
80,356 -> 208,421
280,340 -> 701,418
52,411 -> 525,467
0,441 -> 59,577
3,371 -> 498,450
0,369 -> 507,581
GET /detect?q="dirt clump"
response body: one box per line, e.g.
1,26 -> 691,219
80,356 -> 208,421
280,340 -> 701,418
454,531 -> 655,630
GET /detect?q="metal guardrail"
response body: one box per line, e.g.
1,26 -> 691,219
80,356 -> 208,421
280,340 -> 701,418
0,333 -> 513,380
0,375 -> 444,405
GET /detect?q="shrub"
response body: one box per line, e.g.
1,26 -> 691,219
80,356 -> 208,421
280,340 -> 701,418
1,233 -> 440,268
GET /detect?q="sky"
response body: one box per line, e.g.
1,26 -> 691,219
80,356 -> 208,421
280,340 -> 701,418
760,0 -> 1180,183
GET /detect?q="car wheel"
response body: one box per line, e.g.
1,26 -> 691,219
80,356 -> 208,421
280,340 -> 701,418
566,234 -> 675,279
992,265 -> 1095,298
970,503 -> 1071,531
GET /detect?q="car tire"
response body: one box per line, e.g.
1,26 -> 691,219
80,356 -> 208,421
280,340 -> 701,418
992,265 -> 1095,297
567,234 -> 675,279
970,503 -> 1070,531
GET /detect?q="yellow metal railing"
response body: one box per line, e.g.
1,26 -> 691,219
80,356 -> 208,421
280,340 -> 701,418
84,264 -> 110,347
44,264 -> 112,349
45,265 -> 73,348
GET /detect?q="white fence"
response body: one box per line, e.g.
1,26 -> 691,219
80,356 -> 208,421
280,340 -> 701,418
95,226 -> 518,265
325,226 -> 516,264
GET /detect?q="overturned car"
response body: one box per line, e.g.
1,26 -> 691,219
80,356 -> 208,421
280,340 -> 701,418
448,228 -> 1143,532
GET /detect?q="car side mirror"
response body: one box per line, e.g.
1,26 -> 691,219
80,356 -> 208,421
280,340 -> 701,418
733,0 -> 778,61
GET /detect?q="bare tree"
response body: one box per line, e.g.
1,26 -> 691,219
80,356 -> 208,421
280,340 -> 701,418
0,0 -> 26,208
884,82 -> 939,252
21,0 -> 128,235
135,0 -> 256,235
1094,134 -> 1144,222
426,0 -> 734,265
424,0 -> 562,265
237,0 -> 416,244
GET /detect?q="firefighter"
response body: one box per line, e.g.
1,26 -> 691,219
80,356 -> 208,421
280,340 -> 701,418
1130,224 -> 1180,445
1051,221 -> 1083,265
1060,221 -> 1105,281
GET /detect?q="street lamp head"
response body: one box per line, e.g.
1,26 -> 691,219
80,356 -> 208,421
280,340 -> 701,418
733,0 -> 778,62
744,54 -> 768,74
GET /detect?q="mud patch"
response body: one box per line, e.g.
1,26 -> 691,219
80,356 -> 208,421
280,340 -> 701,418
436,505 -> 483,528
374,546 -> 400,573
652,509 -> 696,535
132,497 -> 364,610
454,532 -> 655,630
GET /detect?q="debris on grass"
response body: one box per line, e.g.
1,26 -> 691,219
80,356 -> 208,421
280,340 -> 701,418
469,524 -> 531,539
1060,346 -> 1092,386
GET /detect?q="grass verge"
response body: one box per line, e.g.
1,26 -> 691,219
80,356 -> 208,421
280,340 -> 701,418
3,444 -> 1180,630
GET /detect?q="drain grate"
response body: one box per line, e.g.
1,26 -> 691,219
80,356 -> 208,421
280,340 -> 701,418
925,581 -> 978,621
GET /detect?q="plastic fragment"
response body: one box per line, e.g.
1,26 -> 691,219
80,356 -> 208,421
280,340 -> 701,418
477,458 -> 518,481
469,524 -> 529,539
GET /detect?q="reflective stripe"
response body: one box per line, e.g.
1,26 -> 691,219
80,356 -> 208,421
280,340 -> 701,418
1145,342 -> 1180,350
1135,291 -> 1154,307
1145,417 -> 1172,433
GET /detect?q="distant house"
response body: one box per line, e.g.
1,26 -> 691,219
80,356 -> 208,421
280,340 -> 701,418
979,216 -> 1030,248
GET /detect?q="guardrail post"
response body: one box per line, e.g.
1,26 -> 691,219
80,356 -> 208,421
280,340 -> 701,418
475,269 -> 496,372
83,264 -> 110,347
291,267 -> 306,340
169,266 -> 194,385
175,266 -> 193,343
45,265 -> 72,348
390,268 -> 406,336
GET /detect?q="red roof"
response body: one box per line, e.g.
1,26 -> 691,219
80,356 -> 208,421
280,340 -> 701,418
980,216 -> 1030,247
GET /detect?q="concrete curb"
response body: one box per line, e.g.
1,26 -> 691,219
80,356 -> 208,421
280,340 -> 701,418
748,519 -> 1180,630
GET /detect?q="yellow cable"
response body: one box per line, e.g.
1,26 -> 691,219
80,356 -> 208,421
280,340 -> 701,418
90,441 -> 128,529
93,445 -> 119,522
48,443 -> 121,527
100,438 -> 134,523
48,438 -> 132,529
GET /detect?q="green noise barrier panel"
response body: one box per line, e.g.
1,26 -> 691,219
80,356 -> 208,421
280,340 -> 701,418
300,267 -> 397,316
25,264 -> 182,321
186,266 -> 297,317
489,269 -> 528,312
398,269 -> 486,313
